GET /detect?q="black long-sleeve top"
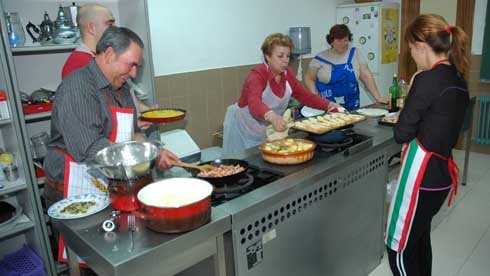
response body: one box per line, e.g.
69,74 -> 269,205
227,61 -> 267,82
394,64 -> 469,188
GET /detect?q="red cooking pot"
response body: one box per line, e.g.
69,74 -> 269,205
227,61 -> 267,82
134,178 -> 213,233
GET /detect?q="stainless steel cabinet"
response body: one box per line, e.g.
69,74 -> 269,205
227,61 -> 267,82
0,1 -> 155,275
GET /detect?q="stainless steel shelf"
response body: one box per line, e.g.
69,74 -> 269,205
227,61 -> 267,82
25,112 -> 51,122
0,214 -> 35,240
0,118 -> 12,125
0,177 -> 27,196
11,44 -> 78,54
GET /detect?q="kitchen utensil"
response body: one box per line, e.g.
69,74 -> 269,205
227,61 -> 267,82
128,215 -> 135,252
185,159 -> 249,187
0,203 -> 22,231
101,210 -> 120,232
89,141 -> 160,180
172,161 -> 216,171
135,178 -> 212,233
259,138 -> 316,165
90,178 -> 107,193
107,174 -> 153,212
5,12 -> 25,47
52,5 -> 78,44
140,108 -> 186,123
26,12 -> 54,45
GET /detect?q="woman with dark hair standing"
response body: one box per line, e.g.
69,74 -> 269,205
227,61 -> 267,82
304,24 -> 386,110
385,14 -> 469,276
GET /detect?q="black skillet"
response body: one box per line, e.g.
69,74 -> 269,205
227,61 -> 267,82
186,159 -> 249,187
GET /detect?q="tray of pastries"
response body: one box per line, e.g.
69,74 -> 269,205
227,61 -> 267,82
292,113 -> 366,134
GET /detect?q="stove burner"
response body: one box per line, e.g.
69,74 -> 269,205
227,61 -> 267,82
316,136 -> 354,151
214,173 -> 254,194
211,167 -> 283,206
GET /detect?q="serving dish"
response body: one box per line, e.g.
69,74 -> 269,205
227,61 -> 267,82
259,138 -> 316,165
48,193 -> 110,220
378,112 -> 399,126
140,108 -> 186,123
356,108 -> 388,117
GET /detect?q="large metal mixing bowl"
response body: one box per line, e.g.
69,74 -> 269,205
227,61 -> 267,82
90,141 -> 160,180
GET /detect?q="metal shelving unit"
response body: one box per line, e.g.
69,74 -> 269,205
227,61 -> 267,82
0,1 -> 156,275
24,112 -> 51,122
0,177 -> 27,196
11,43 -> 77,53
0,214 -> 35,240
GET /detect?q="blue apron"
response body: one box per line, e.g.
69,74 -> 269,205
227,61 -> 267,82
314,47 -> 360,111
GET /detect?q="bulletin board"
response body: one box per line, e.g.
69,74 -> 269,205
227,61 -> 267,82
381,8 -> 399,64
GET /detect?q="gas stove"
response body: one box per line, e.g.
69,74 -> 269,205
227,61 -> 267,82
211,166 -> 284,206
314,133 -> 373,155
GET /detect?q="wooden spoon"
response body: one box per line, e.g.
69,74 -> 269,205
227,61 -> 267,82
172,161 -> 216,171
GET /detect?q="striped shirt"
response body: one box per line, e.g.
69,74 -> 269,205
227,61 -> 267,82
44,59 -> 139,183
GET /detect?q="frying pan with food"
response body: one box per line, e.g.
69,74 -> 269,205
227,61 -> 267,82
185,159 -> 249,186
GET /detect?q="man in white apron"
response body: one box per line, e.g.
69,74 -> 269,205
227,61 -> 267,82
44,27 -> 177,270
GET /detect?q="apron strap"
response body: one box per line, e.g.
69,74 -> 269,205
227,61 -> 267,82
314,55 -> 334,65
347,47 -> 356,63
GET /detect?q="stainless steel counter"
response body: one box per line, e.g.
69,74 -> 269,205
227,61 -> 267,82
53,206 -> 230,276
54,117 -> 401,276
215,118 -> 401,276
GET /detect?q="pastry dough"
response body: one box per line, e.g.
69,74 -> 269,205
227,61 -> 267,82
293,113 -> 365,134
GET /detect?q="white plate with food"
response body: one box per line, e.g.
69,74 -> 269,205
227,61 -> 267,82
48,193 -> 110,220
356,108 -> 389,117
301,106 -> 325,118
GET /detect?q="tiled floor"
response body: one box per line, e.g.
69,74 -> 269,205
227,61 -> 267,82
369,149 -> 490,276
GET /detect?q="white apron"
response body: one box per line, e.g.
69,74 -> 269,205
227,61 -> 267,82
223,72 -> 292,154
58,99 -> 134,265
385,138 -> 459,253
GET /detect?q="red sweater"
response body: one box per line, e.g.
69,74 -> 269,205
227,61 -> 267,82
238,64 -> 330,119
61,50 -> 94,80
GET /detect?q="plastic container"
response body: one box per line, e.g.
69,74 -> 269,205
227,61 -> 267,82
0,245 -> 46,276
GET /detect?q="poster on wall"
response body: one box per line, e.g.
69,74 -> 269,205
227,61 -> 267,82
381,8 -> 399,64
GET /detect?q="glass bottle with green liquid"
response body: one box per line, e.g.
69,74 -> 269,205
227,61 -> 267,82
389,74 -> 399,113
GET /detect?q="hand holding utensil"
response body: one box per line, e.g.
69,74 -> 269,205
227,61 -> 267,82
171,160 -> 216,172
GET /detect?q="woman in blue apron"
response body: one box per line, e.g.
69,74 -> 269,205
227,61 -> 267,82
385,15 -> 469,276
223,33 -> 338,154
304,24 -> 387,111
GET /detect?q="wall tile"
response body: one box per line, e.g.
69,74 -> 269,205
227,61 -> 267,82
168,73 -> 190,98
221,67 -> 240,106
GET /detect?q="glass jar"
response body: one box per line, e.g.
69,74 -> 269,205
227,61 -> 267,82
30,132 -> 49,159
4,12 -> 26,47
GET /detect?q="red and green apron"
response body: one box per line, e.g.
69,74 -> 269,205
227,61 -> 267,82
385,138 -> 459,252
57,99 -> 134,265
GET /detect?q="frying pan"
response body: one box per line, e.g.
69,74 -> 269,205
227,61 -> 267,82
185,159 -> 249,186
308,124 -> 354,144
